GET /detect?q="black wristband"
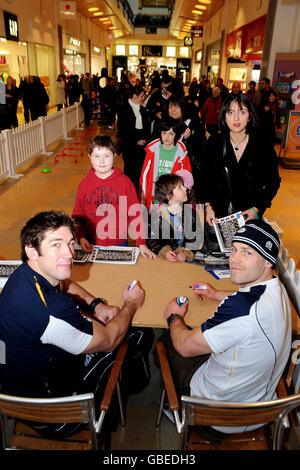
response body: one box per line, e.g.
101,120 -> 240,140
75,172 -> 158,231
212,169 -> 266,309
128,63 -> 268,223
167,314 -> 183,327
89,297 -> 107,314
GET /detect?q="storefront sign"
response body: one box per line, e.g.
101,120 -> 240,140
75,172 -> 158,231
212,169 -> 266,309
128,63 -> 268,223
3,11 -> 19,42
142,45 -> 162,57
93,46 -> 101,55
64,48 -> 75,55
244,15 -> 266,55
225,27 -> 243,59
59,1 -> 76,19
225,15 -> 267,60
70,37 -> 80,48
176,58 -> 191,71
191,26 -> 203,38
184,37 -> 193,47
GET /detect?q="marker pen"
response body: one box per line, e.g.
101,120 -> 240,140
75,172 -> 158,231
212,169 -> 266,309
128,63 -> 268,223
189,285 -> 207,290
128,280 -> 137,291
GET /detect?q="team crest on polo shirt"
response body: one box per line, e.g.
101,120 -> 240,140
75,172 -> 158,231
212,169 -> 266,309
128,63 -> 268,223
238,227 -> 246,233
266,241 -> 273,250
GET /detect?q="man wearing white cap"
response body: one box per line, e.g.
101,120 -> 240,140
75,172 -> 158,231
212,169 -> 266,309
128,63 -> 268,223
161,219 -> 291,442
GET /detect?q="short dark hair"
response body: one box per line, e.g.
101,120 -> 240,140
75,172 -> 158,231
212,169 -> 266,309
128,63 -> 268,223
129,85 -> 145,98
168,93 -> 189,120
20,211 -> 75,262
88,134 -> 116,156
219,93 -> 257,134
155,174 -> 182,204
159,118 -> 186,144
261,77 -> 270,85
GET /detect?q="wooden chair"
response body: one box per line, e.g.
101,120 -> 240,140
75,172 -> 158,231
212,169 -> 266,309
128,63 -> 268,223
155,341 -> 300,450
0,342 -> 128,450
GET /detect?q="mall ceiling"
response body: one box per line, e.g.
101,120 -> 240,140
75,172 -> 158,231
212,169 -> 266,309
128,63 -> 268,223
76,0 -> 225,38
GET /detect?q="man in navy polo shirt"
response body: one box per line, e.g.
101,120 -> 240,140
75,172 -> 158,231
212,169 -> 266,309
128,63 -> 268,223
0,211 -> 145,437
160,219 -> 291,444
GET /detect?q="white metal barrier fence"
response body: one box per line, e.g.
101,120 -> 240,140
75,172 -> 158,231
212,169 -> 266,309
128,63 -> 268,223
0,103 -> 84,181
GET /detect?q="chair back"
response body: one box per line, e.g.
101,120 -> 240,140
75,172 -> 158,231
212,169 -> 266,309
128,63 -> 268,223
181,394 -> 300,428
0,392 -> 97,450
0,392 -> 95,424
181,394 -> 300,450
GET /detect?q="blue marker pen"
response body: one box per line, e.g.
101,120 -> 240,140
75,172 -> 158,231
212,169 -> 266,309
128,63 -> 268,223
128,280 -> 137,291
204,267 -> 220,280
189,285 -> 207,290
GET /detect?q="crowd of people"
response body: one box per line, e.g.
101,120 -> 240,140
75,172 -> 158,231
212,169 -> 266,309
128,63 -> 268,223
0,75 -> 50,132
0,67 -> 292,448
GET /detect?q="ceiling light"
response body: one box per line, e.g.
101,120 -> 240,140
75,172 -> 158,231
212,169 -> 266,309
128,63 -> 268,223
88,7 -> 99,12
186,20 -> 196,23
192,10 -> 203,14
103,21 -> 111,24
195,4 -> 207,9
93,12 -> 104,16
198,0 -> 211,4
99,17 -> 109,21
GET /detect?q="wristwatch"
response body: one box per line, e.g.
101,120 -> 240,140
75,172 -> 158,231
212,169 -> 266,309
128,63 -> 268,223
167,314 -> 183,327
89,297 -> 107,315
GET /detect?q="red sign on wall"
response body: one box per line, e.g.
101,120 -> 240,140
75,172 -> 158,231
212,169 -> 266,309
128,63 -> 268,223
191,26 -> 203,38
225,15 -> 267,60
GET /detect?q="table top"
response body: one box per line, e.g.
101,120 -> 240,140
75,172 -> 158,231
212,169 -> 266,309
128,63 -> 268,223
71,256 -> 237,329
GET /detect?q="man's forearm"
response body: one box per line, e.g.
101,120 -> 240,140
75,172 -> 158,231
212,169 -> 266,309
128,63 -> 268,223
84,301 -> 136,353
170,318 -> 212,357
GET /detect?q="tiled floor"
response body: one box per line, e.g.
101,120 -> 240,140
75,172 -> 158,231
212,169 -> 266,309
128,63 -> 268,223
0,118 -> 300,450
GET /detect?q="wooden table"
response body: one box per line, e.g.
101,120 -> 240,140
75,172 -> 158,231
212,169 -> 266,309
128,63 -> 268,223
71,256 -> 237,329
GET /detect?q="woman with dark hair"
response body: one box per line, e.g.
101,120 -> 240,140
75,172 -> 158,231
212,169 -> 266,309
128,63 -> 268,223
117,85 -> 151,191
5,76 -> 19,128
259,90 -> 281,143
202,93 -> 281,226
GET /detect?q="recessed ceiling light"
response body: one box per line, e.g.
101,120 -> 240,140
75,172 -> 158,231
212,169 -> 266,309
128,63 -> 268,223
198,0 -> 211,4
99,17 -> 109,21
88,7 -> 99,12
195,4 -> 207,9
93,11 -> 104,16
192,10 -> 203,14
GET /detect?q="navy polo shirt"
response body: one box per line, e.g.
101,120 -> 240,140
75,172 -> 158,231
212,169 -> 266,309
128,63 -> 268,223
0,263 -> 93,398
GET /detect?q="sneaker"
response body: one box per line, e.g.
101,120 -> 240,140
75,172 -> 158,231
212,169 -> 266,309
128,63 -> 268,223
107,125 -> 115,130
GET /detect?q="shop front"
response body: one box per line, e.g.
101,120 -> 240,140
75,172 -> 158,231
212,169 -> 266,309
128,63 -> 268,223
0,11 -> 28,85
0,38 -> 28,85
206,40 -> 221,86
91,45 -> 105,76
225,15 -> 267,91
63,35 -> 86,77
0,10 -> 56,107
